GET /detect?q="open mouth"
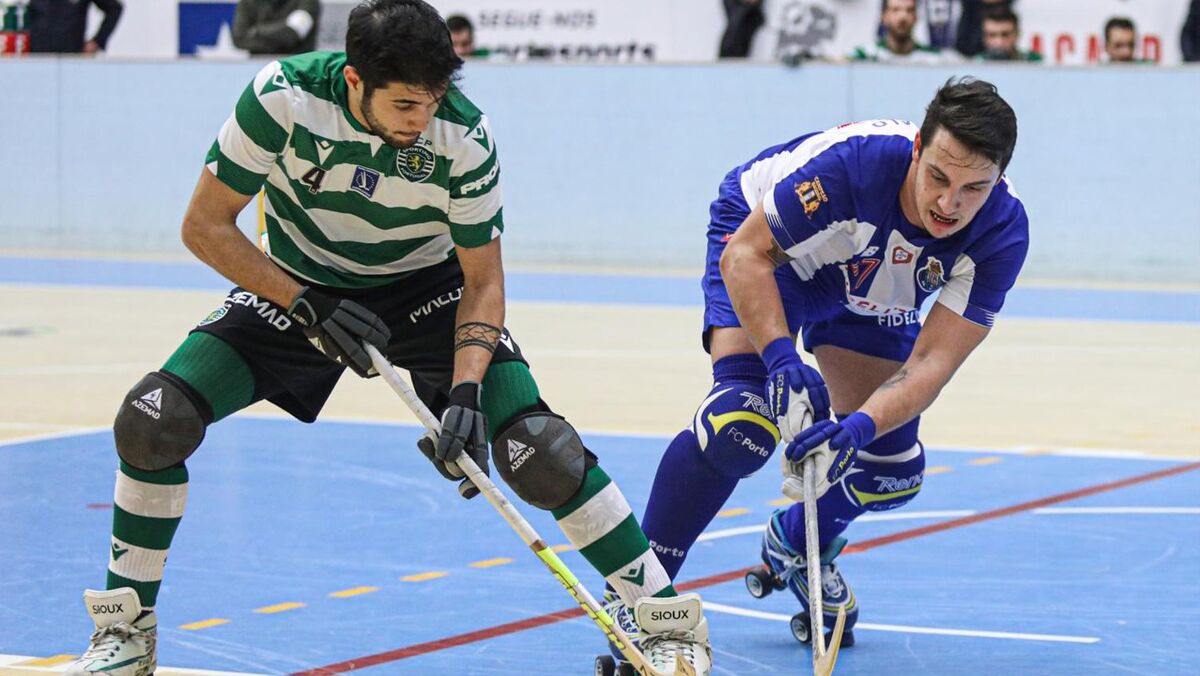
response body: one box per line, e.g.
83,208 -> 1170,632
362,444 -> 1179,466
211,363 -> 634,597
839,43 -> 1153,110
929,210 -> 957,226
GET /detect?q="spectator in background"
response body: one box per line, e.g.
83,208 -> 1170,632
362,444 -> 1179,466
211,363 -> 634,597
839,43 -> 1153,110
978,6 -> 1040,61
923,0 -> 963,52
719,0 -> 765,58
27,0 -> 123,54
956,0 -> 1011,57
1183,0 -> 1200,62
446,14 -> 488,58
1103,16 -> 1139,63
232,0 -> 320,55
851,0 -> 943,63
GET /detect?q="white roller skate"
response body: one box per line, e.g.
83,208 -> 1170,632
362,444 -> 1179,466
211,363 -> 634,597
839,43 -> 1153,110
744,509 -> 858,647
595,592 -> 712,676
66,588 -> 157,676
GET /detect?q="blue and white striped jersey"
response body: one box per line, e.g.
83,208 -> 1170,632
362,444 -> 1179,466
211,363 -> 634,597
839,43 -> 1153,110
739,119 -> 1029,328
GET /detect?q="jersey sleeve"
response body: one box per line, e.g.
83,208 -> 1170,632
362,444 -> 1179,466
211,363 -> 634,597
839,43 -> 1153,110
446,115 -> 503,248
936,206 -> 1030,327
204,61 -> 296,196
760,147 -> 854,256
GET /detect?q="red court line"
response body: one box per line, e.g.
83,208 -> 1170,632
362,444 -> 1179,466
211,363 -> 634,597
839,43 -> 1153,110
291,460 -> 1200,675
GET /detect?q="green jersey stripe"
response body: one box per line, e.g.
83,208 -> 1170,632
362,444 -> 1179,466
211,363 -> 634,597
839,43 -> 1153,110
234,81 -> 289,153
266,210 -> 454,274
205,142 -> 267,196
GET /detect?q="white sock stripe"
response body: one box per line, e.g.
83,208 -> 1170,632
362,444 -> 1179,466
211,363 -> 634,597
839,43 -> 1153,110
555,482 -> 633,549
858,442 -> 923,464
114,471 -> 188,519
607,549 -> 674,603
109,537 -> 168,583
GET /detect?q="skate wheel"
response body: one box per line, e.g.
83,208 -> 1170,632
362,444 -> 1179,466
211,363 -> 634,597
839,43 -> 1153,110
790,612 -> 812,644
616,662 -> 638,676
744,568 -> 774,599
594,654 -> 616,676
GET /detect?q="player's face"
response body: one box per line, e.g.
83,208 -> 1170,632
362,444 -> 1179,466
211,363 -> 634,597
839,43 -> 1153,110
1106,27 -> 1136,62
451,29 -> 475,57
882,0 -> 916,39
362,81 -> 443,149
908,130 -> 1001,239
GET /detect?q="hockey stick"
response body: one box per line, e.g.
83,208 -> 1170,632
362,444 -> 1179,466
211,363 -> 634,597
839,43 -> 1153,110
803,454 -> 846,676
364,344 -> 693,676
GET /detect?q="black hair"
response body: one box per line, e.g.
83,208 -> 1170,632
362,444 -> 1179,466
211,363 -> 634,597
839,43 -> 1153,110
983,6 -> 1019,32
1104,16 -> 1136,42
446,14 -> 473,34
919,77 -> 1018,174
345,0 -> 463,96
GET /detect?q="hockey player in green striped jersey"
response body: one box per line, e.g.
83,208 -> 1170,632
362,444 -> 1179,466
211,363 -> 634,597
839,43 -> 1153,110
66,2 -> 711,675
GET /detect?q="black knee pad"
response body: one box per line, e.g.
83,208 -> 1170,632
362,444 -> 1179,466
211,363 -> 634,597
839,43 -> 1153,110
113,371 -> 211,471
492,411 -> 586,510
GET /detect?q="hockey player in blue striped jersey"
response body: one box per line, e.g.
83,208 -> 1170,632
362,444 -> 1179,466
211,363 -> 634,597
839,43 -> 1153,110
634,78 -> 1027,648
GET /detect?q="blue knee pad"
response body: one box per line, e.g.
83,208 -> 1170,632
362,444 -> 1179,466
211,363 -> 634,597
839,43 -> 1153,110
691,354 -> 779,478
839,417 -> 926,513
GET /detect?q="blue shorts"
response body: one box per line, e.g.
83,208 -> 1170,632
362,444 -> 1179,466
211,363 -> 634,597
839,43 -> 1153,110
701,170 -> 920,363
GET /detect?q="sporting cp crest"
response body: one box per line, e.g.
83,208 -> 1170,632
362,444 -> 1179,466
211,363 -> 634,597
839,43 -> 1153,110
396,141 -> 436,182
916,257 -> 946,293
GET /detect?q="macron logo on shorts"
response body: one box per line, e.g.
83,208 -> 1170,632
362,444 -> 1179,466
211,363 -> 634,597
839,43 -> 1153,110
507,439 -> 535,470
132,388 -> 163,420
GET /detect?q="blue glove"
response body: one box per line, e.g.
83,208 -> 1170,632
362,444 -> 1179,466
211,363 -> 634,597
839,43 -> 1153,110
784,412 -> 876,485
762,337 -> 831,442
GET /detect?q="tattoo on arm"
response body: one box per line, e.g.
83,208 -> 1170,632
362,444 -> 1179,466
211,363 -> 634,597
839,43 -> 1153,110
766,240 -> 792,267
879,367 -> 910,390
454,321 -> 502,354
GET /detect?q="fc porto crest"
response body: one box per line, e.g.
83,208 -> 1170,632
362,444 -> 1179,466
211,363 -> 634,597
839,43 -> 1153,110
794,176 -> 828,217
396,137 -> 436,182
916,257 -> 946,293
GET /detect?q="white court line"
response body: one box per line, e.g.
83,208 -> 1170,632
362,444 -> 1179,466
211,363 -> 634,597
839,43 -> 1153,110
1034,507 -> 1200,515
0,426 -> 108,448
0,655 -> 266,675
697,511 -> 975,542
703,603 -> 1101,644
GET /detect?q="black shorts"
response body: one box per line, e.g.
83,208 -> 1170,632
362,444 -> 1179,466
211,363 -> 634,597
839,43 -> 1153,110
191,256 -> 526,422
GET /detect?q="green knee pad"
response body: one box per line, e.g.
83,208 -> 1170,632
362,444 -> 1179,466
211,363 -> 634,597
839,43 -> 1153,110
161,332 -> 255,421
481,361 -> 540,442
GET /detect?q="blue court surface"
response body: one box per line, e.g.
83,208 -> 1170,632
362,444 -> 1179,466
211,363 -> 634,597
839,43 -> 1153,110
1,417 -> 1198,675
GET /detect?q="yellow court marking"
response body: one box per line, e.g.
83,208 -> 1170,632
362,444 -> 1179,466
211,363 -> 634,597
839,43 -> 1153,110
716,507 -> 751,518
970,456 -> 1003,466
550,544 -> 575,553
1019,447 -> 1054,456
768,497 -> 794,507
925,465 -> 954,475
253,602 -> 305,614
401,571 -> 448,582
329,586 -> 379,598
16,654 -> 76,666
180,618 -> 231,630
470,557 -> 514,568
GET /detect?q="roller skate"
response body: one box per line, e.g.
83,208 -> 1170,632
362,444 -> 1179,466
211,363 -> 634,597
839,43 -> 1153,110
595,592 -> 712,675
66,588 -> 157,676
744,510 -> 858,647
595,589 -> 641,676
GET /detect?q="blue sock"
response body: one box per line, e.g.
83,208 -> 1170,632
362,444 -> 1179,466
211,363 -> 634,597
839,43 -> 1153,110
641,353 -> 770,579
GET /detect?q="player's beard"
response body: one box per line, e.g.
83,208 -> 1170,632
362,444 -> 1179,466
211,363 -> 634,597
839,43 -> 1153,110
362,92 -> 420,149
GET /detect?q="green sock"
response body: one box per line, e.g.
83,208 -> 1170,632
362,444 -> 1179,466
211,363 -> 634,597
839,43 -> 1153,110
107,462 -> 188,609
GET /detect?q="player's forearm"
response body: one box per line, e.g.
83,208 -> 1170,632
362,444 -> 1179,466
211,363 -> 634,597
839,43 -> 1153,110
181,217 -> 302,308
721,244 -> 791,353
451,278 -> 505,385
858,352 -> 955,437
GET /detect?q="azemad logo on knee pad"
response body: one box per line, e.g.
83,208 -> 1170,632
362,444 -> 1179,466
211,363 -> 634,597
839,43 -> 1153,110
131,389 -> 163,420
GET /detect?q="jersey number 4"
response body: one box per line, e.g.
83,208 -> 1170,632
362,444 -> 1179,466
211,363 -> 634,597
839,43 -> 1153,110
301,167 -> 326,194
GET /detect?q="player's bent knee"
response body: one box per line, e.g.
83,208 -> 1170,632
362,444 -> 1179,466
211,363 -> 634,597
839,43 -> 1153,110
843,441 -> 926,512
493,411 -> 586,510
114,371 -> 211,472
692,382 -> 779,478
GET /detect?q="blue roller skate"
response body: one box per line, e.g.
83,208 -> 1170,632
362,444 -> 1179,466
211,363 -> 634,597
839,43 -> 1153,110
594,589 -> 641,676
744,510 -> 858,647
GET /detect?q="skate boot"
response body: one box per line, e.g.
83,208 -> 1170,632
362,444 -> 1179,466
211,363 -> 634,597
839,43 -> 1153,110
595,589 -> 642,676
744,509 -> 858,647
66,588 -> 157,676
635,593 -> 711,676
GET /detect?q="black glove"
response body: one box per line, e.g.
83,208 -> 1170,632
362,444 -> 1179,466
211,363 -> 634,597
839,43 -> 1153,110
286,287 -> 391,377
418,381 -> 489,499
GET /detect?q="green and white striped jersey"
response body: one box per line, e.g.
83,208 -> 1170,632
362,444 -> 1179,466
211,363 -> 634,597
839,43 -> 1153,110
205,51 -> 502,288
